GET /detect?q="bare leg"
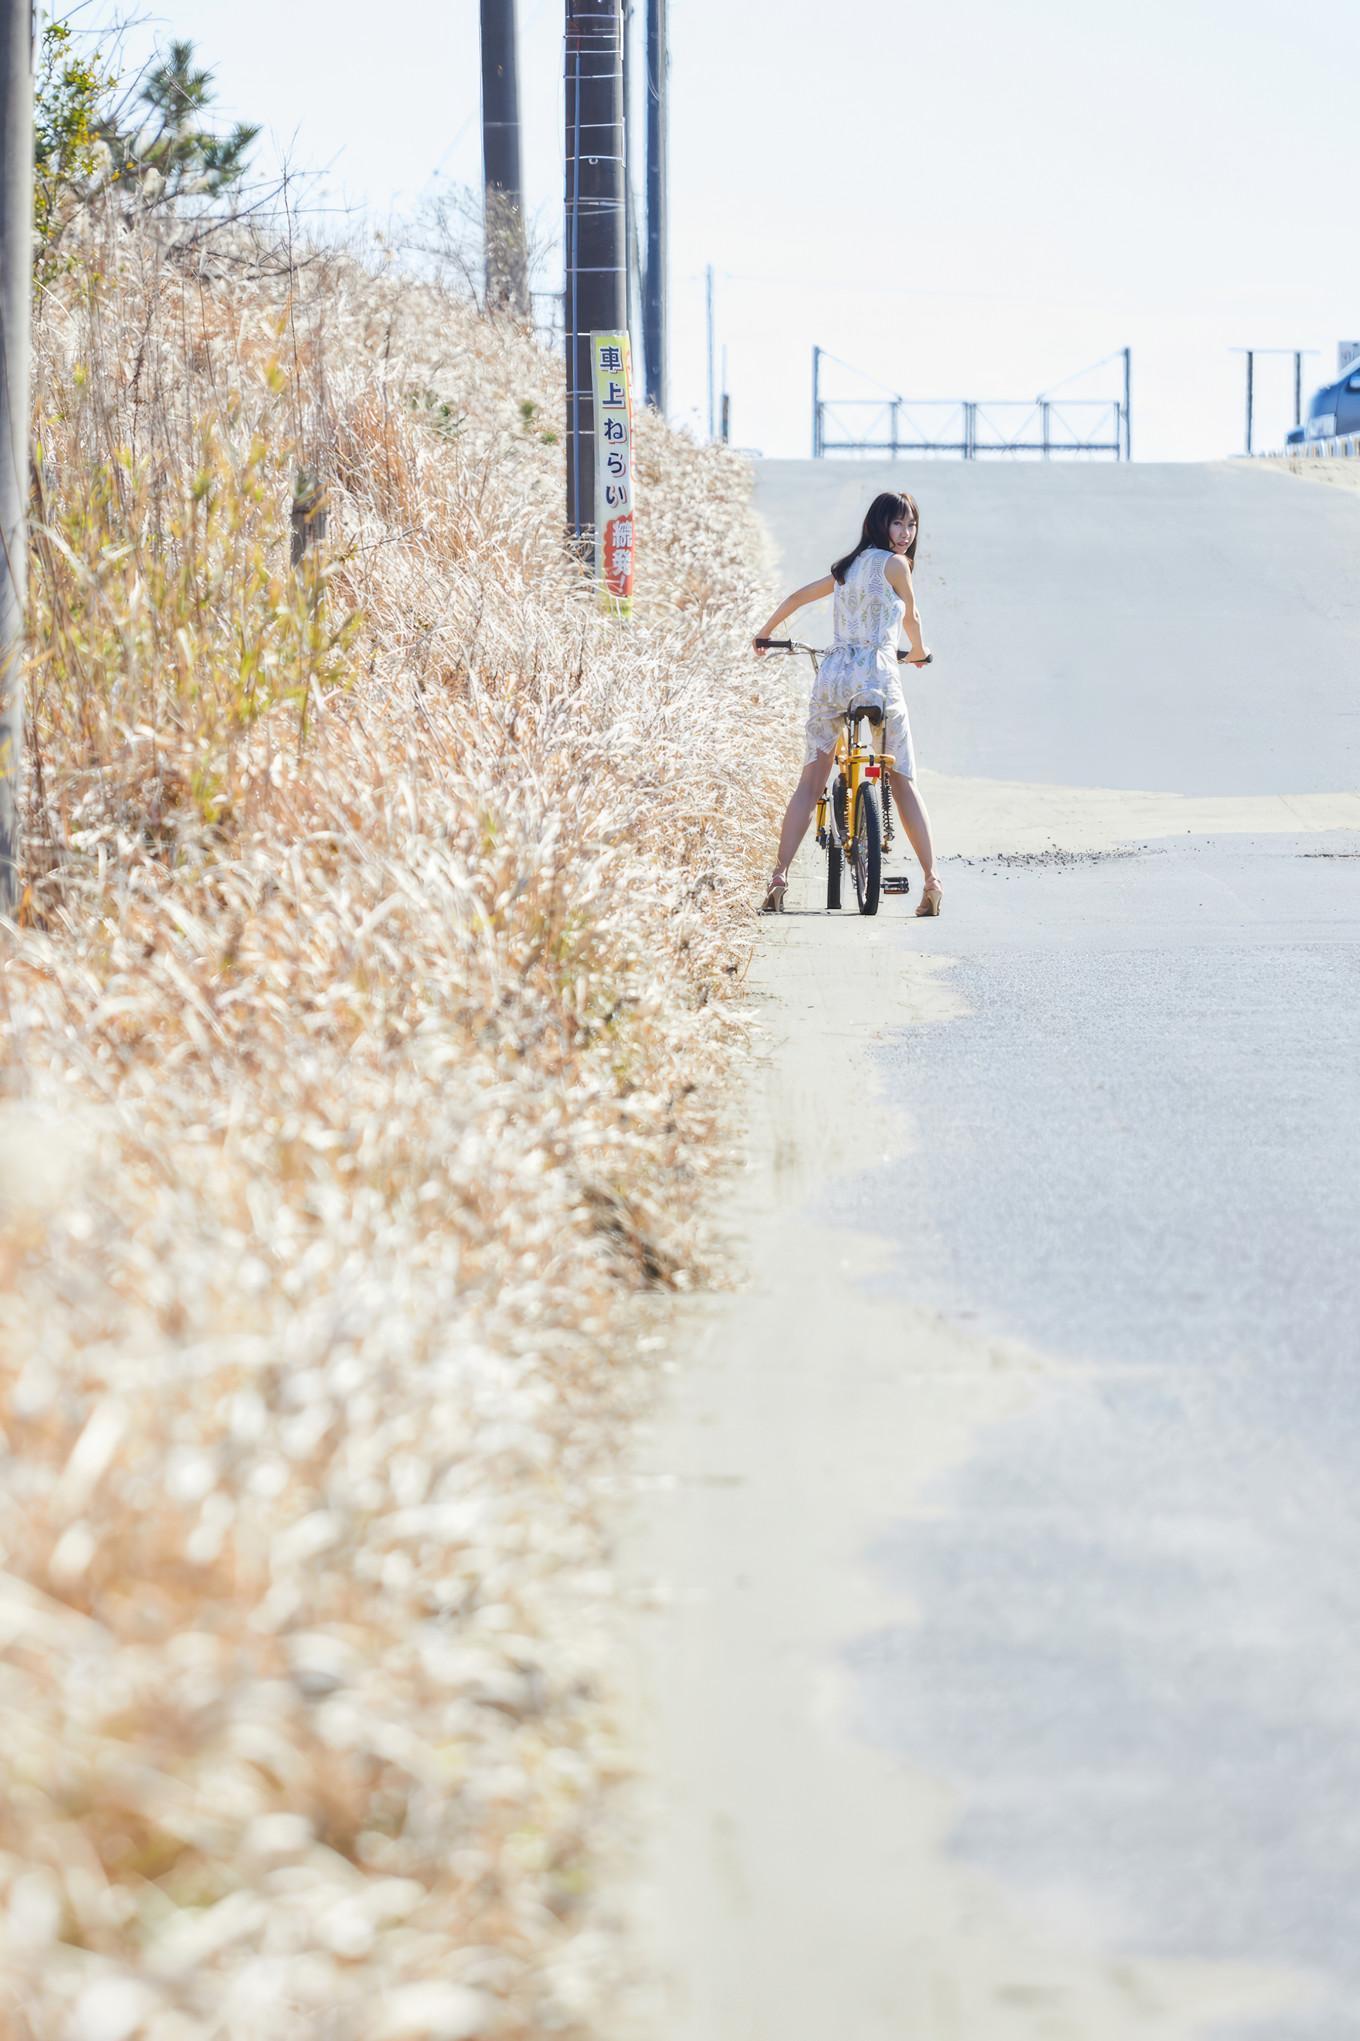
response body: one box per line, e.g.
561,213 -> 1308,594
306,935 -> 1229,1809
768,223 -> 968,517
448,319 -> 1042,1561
889,770 -> 938,884
771,749 -> 836,881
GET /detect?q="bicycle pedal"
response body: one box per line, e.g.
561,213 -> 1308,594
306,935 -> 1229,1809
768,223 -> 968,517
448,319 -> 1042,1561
881,876 -> 912,896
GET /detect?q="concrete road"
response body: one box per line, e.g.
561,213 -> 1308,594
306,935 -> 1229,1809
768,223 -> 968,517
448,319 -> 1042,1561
623,461 -> 1360,2040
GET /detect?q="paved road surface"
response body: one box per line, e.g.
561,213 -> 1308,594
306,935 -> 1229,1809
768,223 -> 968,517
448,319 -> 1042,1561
754,459 -> 1360,793
624,461 -> 1360,2040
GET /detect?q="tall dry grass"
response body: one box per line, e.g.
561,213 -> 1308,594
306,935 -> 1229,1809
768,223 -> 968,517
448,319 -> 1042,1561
0,212 -> 795,2037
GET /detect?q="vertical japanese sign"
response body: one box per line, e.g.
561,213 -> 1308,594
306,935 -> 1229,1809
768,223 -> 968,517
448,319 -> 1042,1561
591,331 -> 635,616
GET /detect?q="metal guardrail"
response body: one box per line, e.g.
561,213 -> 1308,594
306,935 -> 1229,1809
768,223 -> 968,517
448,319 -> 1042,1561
1260,434 -> 1360,460
815,396 -> 1124,461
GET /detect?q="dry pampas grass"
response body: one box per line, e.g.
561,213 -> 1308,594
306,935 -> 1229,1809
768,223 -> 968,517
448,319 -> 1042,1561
0,215 -> 796,2037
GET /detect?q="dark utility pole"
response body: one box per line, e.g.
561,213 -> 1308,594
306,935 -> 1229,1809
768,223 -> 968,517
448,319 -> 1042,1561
0,0 -> 32,916
705,264 -> 715,440
621,2 -> 639,353
643,0 -> 667,412
564,0 -> 627,546
1290,350 -> 1318,428
480,0 -> 530,317
1235,346 -> 1315,453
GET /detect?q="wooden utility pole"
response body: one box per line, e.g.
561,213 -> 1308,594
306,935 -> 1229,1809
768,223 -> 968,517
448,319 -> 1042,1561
290,470 -> 328,613
480,0 -> 530,317
643,0 -> 667,413
564,0 -> 626,547
0,0 -> 31,918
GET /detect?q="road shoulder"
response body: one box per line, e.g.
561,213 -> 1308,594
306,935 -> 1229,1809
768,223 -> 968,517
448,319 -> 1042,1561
614,839 -> 1318,2038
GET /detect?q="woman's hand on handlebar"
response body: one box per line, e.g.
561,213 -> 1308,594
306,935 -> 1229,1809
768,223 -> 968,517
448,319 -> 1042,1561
899,646 -> 933,666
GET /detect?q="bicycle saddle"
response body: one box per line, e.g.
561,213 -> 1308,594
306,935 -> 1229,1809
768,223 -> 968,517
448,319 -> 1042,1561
847,701 -> 884,726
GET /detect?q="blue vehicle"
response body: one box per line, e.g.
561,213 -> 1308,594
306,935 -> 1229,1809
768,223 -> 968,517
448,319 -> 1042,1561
1291,355 -> 1360,445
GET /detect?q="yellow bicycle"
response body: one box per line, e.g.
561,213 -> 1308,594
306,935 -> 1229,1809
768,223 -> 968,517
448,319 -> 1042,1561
757,639 -> 928,915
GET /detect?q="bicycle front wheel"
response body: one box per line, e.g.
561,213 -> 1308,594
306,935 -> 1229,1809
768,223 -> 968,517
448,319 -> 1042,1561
853,783 -> 882,916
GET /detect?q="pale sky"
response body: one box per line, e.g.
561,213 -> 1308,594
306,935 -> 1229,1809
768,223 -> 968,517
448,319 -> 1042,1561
86,0 -> 1360,461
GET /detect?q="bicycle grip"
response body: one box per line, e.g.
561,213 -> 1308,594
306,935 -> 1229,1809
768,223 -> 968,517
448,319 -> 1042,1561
897,649 -> 933,664
755,636 -> 793,651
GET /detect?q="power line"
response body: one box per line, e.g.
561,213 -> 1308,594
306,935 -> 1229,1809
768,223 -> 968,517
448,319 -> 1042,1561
814,348 -> 905,403
676,267 -> 1285,326
1035,348 -> 1125,400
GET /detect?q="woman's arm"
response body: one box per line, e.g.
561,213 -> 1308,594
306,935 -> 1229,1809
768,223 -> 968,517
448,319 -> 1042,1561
885,555 -> 930,663
752,574 -> 836,654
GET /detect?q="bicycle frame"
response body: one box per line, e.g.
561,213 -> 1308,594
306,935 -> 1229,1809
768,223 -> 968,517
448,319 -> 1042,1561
756,636 -> 926,913
771,643 -> 896,870
812,665 -> 897,867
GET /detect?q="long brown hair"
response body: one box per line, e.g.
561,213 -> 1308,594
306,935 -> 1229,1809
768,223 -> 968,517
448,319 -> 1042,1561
830,491 -> 919,584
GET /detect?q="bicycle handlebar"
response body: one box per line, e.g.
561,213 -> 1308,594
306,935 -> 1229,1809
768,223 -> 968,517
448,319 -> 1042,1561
755,638 -> 932,665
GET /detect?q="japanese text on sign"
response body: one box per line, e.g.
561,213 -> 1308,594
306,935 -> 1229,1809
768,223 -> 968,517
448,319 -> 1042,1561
591,331 -> 635,616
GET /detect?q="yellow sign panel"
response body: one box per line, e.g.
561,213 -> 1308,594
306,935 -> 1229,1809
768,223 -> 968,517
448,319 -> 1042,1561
591,331 -> 635,617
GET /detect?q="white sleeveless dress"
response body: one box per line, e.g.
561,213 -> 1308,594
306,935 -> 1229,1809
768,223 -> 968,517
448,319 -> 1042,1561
803,547 -> 916,777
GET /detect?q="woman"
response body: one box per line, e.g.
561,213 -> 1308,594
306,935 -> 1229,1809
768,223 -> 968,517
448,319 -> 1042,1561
753,490 -> 941,916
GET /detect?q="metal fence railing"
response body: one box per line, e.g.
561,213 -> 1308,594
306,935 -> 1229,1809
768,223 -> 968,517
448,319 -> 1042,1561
816,397 -> 1124,461
1258,432 -> 1360,461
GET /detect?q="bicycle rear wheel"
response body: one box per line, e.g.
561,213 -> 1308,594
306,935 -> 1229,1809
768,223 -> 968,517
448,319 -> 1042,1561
827,774 -> 847,910
853,784 -> 882,916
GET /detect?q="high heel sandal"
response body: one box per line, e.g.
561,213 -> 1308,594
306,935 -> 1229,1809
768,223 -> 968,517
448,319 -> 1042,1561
760,875 -> 788,914
915,880 -> 942,918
